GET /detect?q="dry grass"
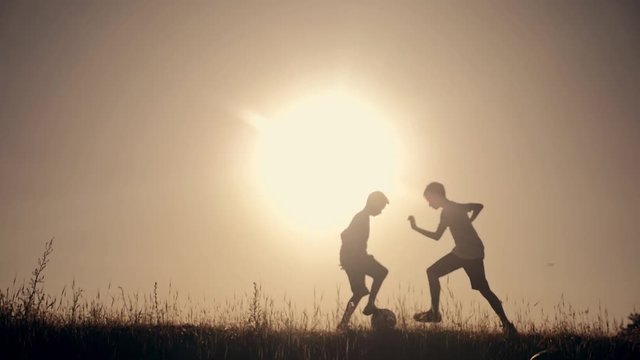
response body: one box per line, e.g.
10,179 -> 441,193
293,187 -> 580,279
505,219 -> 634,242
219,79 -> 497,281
1,240 -> 638,359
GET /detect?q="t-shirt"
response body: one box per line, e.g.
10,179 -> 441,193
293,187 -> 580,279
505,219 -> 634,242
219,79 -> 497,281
340,211 -> 369,255
441,203 -> 485,259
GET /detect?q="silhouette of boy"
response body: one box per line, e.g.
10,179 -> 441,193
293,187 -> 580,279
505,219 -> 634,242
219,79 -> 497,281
337,191 -> 389,330
408,182 -> 517,335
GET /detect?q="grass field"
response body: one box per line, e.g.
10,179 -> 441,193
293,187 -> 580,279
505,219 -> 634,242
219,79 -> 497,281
2,240 -> 638,359
4,323 -> 639,360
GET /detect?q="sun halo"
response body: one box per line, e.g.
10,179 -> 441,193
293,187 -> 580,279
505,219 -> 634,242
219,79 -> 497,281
248,90 -> 401,234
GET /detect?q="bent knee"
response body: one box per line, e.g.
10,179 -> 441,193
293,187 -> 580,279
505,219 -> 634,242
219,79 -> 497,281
426,266 -> 438,279
376,266 -> 388,280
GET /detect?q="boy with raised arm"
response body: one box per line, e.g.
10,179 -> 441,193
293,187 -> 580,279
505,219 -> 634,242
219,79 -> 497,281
408,182 -> 517,335
337,191 -> 389,331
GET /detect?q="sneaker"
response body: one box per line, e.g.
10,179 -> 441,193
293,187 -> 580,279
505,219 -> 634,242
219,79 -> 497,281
362,303 -> 379,316
502,321 -> 518,337
413,309 -> 442,323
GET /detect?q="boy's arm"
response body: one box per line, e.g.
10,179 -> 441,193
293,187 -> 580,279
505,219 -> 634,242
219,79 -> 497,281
407,215 -> 446,241
466,203 -> 484,223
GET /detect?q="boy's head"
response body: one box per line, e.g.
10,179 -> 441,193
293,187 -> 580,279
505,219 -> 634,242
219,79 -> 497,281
365,191 -> 389,216
423,182 -> 446,209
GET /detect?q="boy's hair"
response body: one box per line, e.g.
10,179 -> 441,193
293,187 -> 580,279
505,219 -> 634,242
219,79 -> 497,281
367,191 -> 389,207
424,182 -> 446,198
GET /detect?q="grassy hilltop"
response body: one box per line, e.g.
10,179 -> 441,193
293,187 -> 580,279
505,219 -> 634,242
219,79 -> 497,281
3,322 -> 639,360
2,240 -> 638,359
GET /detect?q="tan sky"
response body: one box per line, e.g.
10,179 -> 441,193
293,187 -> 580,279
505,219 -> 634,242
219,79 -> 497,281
1,1 -> 639,323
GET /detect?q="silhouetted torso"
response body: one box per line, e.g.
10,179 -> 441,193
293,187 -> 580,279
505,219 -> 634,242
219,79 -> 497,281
442,202 -> 484,259
340,210 -> 369,257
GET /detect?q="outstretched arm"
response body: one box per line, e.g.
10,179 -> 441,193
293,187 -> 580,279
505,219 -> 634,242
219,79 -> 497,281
407,215 -> 446,241
466,203 -> 484,223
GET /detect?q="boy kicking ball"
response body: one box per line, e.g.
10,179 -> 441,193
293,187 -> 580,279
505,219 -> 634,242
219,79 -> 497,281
408,182 -> 517,336
337,191 -> 389,331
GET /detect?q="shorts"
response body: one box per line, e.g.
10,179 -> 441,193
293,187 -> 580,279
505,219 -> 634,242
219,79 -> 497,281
428,252 -> 489,291
340,252 -> 387,297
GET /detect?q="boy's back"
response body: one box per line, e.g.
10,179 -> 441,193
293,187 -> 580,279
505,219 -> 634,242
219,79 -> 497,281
341,210 -> 370,255
442,202 -> 484,259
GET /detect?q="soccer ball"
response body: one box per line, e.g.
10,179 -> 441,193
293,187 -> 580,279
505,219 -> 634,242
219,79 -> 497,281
371,308 -> 396,331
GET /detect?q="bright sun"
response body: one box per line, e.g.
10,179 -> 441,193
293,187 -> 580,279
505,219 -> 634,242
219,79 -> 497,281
248,89 -> 401,233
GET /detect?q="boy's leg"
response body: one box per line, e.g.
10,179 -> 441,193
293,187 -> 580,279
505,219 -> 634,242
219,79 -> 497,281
426,253 -> 464,315
462,259 -> 513,328
338,294 -> 364,329
362,255 -> 388,315
338,267 -> 368,329
479,288 -> 509,323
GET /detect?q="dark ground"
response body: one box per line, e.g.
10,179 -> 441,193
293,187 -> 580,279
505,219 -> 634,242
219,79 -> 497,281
2,322 -> 639,360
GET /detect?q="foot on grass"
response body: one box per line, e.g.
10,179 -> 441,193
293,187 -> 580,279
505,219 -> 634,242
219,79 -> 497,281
362,303 -> 379,316
413,309 -> 442,323
502,321 -> 518,337
337,321 -> 350,332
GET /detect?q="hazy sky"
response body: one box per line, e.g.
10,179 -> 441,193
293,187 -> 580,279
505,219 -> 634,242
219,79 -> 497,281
1,1 -> 639,323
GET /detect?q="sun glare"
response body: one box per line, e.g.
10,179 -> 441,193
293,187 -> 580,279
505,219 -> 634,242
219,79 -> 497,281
248,90 -> 401,234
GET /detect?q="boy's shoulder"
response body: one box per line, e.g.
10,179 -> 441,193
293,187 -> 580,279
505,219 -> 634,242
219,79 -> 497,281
445,201 -> 466,210
352,210 -> 369,224
344,210 -> 367,230
441,201 -> 465,218
341,211 -> 369,241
